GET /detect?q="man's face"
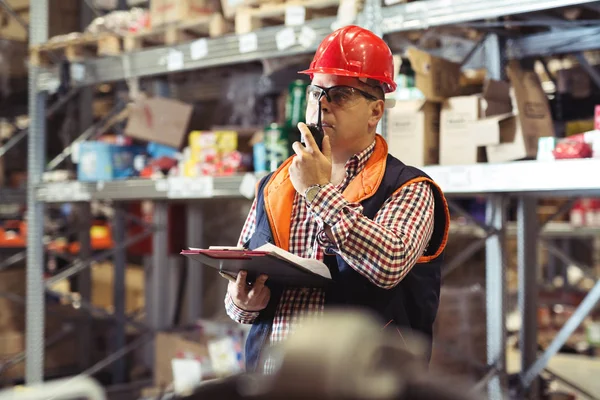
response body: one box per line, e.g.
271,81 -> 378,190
305,74 -> 384,158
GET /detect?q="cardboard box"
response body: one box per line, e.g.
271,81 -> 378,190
386,100 -> 440,167
439,80 -> 512,165
125,96 -> 194,149
0,0 -> 80,42
151,0 -> 221,27
557,66 -> 591,99
406,47 -> 462,102
485,62 -> 554,163
77,141 -> 144,181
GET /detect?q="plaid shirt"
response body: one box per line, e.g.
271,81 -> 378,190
225,140 -> 435,366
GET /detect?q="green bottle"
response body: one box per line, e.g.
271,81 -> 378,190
285,79 -> 309,128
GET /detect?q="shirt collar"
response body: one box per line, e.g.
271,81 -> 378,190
345,139 -> 376,179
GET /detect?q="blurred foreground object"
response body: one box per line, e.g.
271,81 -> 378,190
0,376 -> 106,400
180,309 -> 483,400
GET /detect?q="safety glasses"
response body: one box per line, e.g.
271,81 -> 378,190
306,84 -> 380,108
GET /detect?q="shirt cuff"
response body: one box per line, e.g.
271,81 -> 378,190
307,183 -> 348,226
224,293 -> 259,324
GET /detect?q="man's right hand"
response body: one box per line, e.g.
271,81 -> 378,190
227,270 -> 270,312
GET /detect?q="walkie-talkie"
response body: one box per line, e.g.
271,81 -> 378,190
303,100 -> 325,151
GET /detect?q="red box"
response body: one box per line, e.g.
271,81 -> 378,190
595,105 -> 600,130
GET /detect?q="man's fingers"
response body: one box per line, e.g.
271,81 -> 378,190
235,270 -> 248,292
292,140 -> 306,157
248,275 -> 268,300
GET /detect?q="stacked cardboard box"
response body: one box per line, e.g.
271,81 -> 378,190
387,48 -> 555,166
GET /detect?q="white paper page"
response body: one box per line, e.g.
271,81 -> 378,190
255,243 -> 331,279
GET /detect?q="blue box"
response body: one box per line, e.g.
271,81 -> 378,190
147,142 -> 179,159
77,141 -> 143,182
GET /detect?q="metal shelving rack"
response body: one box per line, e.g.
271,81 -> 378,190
25,0 -> 600,399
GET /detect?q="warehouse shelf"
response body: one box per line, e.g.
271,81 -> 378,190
35,174 -> 261,203
382,0 -> 599,34
33,0 -> 600,90
24,0 -> 600,396
36,17 -> 336,91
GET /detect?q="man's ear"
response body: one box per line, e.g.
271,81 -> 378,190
368,100 -> 385,128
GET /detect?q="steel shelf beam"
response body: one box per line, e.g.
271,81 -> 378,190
35,174 -> 260,202
422,159 -> 600,196
34,159 -> 600,203
381,0 -> 600,34
508,26 -> 600,59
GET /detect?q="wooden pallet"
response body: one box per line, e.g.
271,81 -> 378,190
29,13 -> 232,66
235,0 -> 340,35
29,33 -> 121,66
123,14 -> 232,52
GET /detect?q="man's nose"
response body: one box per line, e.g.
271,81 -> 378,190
319,96 -> 330,112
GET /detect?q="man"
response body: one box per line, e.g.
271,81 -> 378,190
224,25 -> 449,372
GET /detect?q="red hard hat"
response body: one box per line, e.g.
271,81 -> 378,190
299,25 -> 397,93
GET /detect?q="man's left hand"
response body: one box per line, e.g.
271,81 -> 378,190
289,123 -> 332,195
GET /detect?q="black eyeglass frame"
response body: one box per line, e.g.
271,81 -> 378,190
306,84 -> 381,105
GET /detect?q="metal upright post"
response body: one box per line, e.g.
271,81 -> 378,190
77,4 -> 95,371
26,0 -> 49,384
186,204 -> 204,323
517,197 -> 539,399
77,203 -> 92,370
485,195 -> 507,400
149,202 -> 170,329
112,204 -> 127,384
483,32 -> 507,400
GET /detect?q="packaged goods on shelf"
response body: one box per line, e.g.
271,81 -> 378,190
77,141 -> 145,182
485,62 -> 554,163
570,199 -> 600,228
184,130 -> 242,176
150,0 -> 222,27
387,100 -> 440,167
153,321 -> 246,394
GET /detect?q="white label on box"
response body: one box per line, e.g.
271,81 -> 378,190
285,6 -> 306,26
167,49 -> 184,71
190,38 -> 208,60
155,180 -> 169,192
171,358 -> 202,395
276,27 -> 296,51
238,33 -> 258,54
239,173 -> 258,200
71,64 -> 86,82
298,26 -> 317,49
167,177 -> 213,199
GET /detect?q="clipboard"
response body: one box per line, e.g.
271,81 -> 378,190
181,248 -> 332,287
